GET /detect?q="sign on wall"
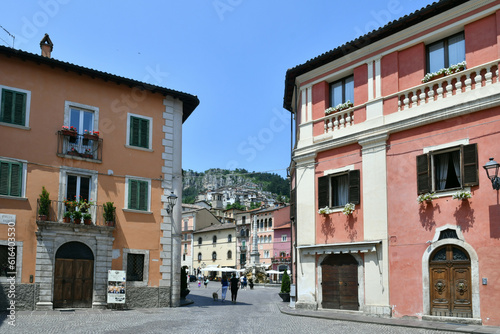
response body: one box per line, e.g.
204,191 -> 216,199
107,270 -> 126,304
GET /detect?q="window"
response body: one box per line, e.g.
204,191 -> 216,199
66,174 -> 91,202
240,228 -> 246,237
227,250 -> 232,259
318,170 -> 360,208
212,251 -> 217,261
417,144 -> 478,193
198,253 -> 202,261
213,235 -> 217,244
0,245 -> 16,277
282,235 -> 287,242
128,114 -> 152,149
0,87 -> 28,127
264,250 -> 269,258
184,244 -> 187,254
198,237 -> 202,245
228,234 -> 232,242
264,236 -> 268,243
0,160 -> 23,197
126,253 -> 144,281
242,216 -> 246,224
427,32 -> 465,73
268,218 -> 272,228
183,220 -> 188,231
127,178 -> 150,211
330,75 -> 354,107
280,251 -> 286,258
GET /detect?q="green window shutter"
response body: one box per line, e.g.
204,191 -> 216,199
130,117 -> 140,147
348,170 -> 360,204
138,180 -> 148,211
1,89 -> 26,125
462,143 -> 478,187
129,179 -> 148,210
318,175 -> 330,208
0,161 -> 22,197
129,179 -> 138,209
416,154 -> 431,194
139,118 -> 149,149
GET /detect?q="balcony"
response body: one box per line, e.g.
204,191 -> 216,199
57,131 -> 103,162
36,199 -> 115,228
271,256 -> 291,264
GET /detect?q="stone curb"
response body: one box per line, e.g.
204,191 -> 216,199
277,304 -> 500,334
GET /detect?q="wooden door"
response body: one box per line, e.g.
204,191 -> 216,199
53,258 -> 93,308
321,254 -> 358,310
430,245 -> 472,318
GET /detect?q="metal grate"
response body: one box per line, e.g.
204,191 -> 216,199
127,253 -> 144,281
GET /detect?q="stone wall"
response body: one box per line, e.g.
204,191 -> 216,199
0,283 -> 38,311
122,286 -> 171,309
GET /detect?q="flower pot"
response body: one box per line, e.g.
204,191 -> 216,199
82,154 -> 93,159
61,130 -> 77,137
279,292 -> 290,302
106,221 -> 115,227
63,217 -> 71,223
67,150 -> 80,156
74,218 -> 81,224
84,219 -> 92,225
83,134 -> 99,141
38,215 -> 47,221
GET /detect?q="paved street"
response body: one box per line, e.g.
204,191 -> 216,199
0,285 -> 461,334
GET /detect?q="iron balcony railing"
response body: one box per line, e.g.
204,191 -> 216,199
36,199 -> 115,227
271,256 -> 291,264
57,131 -> 103,162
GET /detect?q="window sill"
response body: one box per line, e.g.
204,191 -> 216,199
122,208 -> 153,214
125,144 -> 153,152
58,153 -> 102,163
0,122 -> 30,130
0,195 -> 28,201
433,187 -> 471,199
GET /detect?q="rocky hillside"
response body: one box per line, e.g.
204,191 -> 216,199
182,168 -> 289,204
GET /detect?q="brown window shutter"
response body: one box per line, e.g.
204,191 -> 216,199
417,154 -> 430,194
290,188 -> 296,220
348,170 -> 360,204
318,175 -> 330,208
462,143 -> 478,187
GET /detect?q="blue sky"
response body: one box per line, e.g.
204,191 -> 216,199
1,0 -> 432,178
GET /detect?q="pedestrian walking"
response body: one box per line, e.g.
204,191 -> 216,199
204,277 -> 209,288
243,276 -> 247,290
197,279 -> 201,288
220,275 -> 229,302
230,273 -> 240,303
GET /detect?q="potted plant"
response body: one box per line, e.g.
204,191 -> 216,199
61,125 -> 77,137
83,129 -> 99,141
73,210 -> 82,224
103,202 -> 116,226
279,270 -> 291,302
63,211 -> 72,223
83,213 -> 92,225
343,203 -> 355,216
452,190 -> 472,201
318,206 -> 332,215
417,192 -> 436,204
38,186 -> 51,221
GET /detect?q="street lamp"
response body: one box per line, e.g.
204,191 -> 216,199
166,191 -> 178,214
483,158 -> 500,190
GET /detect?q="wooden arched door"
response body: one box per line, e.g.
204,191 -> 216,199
53,242 -> 94,308
321,254 -> 358,310
429,245 -> 472,318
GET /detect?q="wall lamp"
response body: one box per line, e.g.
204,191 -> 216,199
483,158 -> 500,190
166,192 -> 178,214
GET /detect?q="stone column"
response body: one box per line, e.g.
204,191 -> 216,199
35,230 -> 55,310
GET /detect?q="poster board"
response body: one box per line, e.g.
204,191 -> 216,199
107,270 -> 126,304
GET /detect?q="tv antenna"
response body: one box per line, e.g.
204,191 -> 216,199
0,25 -> 15,48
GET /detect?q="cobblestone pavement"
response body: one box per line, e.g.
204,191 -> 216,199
0,285 -> 471,334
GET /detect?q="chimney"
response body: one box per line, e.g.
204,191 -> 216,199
40,34 -> 53,58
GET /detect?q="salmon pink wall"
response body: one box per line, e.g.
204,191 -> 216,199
386,107 -> 500,325
315,144 -> 363,245
465,14 -> 498,68
398,43 -> 425,91
312,81 -> 329,120
354,64 -> 368,105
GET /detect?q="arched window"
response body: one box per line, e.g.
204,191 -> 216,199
260,236 -> 263,243
213,235 -> 217,244
264,236 -> 268,243
240,229 -> 246,237
212,251 -> 217,260
280,251 -> 286,258
228,234 -> 232,242
268,218 -> 272,228
268,235 -> 272,243
198,237 -> 202,245
265,219 -> 268,230
227,250 -> 232,259
198,253 -> 202,261
260,220 -> 264,229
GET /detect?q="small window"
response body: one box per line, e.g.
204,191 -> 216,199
212,251 -> 217,261
0,160 -> 23,197
127,178 -> 150,211
66,174 -> 91,203
242,216 -> 246,224
227,250 -> 232,259
198,237 -> 202,245
264,236 -> 268,243
280,251 -> 286,258
427,32 -> 465,73
281,235 -> 287,242
417,144 -> 478,194
228,234 -> 232,242
128,114 -> 152,149
198,252 -> 202,261
268,218 -> 272,228
213,235 -> 217,244
330,75 -> 354,107
0,88 -> 27,126
318,170 -> 360,208
126,253 -> 144,281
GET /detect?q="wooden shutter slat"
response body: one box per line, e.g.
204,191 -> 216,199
417,154 -> 431,194
138,180 -> 148,211
462,143 -> 478,187
129,180 -> 138,209
0,162 -> 9,195
130,117 -> 140,147
1,90 -> 13,123
348,170 -> 360,204
318,175 -> 330,208
13,92 -> 26,126
10,163 -> 21,197
139,119 -> 149,149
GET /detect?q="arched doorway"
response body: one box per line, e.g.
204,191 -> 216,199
321,253 -> 358,310
53,241 -> 94,308
429,245 -> 472,318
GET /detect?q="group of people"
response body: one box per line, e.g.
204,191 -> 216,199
197,276 -> 210,288
220,273 -> 241,303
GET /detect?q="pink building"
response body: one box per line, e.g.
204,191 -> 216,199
272,206 -> 291,274
285,0 -> 500,327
